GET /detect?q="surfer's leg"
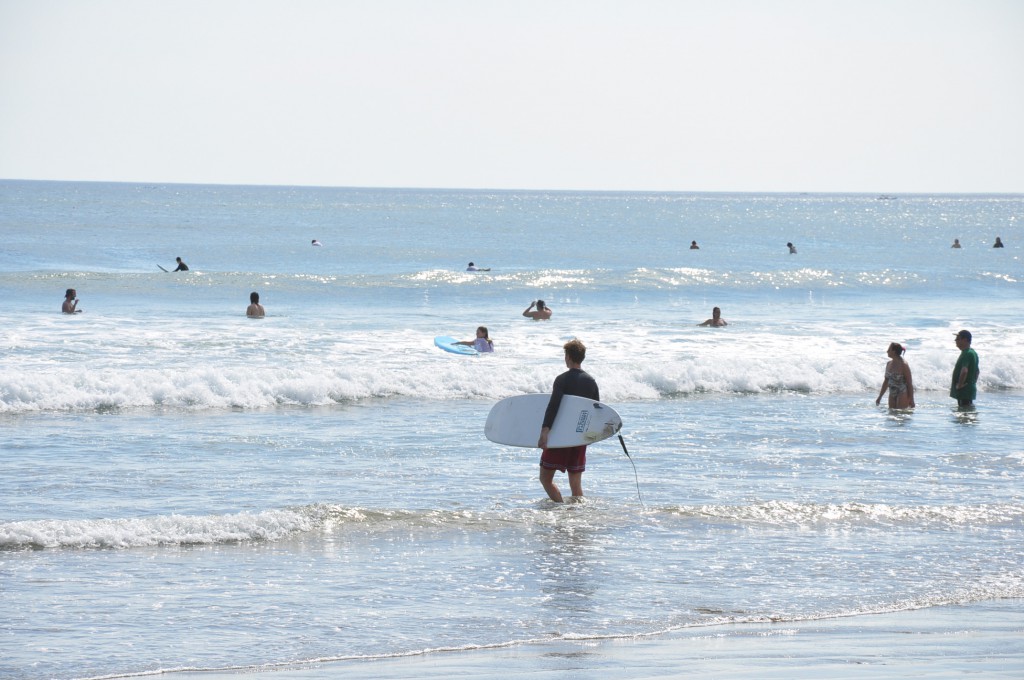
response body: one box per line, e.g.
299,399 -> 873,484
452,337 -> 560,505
539,466 -> 563,503
567,471 -> 583,499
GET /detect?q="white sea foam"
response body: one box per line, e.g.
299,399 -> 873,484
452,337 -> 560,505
2,325 -> 1020,412
4,500 -> 1021,550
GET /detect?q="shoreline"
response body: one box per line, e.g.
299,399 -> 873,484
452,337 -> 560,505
176,599 -> 1024,679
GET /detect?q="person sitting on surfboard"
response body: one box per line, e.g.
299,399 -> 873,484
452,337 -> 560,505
698,306 -> 727,327
173,257 -> 189,271
455,326 -> 493,353
246,291 -> 265,318
522,300 -> 552,320
538,339 -> 599,503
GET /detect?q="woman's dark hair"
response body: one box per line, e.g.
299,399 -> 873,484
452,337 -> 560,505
888,342 -> 905,356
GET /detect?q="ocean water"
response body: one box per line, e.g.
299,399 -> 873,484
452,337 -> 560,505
1,180 -> 1022,679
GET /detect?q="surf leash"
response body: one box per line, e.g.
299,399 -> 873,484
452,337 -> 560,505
617,434 -> 644,508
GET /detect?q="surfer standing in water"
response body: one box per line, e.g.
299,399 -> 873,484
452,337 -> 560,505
538,339 -> 599,503
522,300 -> 552,320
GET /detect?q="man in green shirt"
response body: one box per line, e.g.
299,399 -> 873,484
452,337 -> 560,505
950,330 -> 980,407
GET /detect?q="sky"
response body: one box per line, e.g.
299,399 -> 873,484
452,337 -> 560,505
1,0 -> 1022,193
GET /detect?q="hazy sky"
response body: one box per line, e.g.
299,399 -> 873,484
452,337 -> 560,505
1,0 -> 1022,192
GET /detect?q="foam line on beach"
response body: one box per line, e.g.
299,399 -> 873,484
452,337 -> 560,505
5,500 -> 1024,551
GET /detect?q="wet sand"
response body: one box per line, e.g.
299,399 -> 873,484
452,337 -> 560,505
181,599 -> 1023,679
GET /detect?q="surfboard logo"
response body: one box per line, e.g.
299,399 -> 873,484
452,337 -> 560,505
575,410 -> 590,433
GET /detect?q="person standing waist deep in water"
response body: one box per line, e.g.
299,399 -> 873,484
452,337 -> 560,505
876,342 -> 915,409
537,339 -> 599,503
246,291 -> 265,318
523,300 -> 552,319
62,288 -> 82,314
950,330 -> 979,408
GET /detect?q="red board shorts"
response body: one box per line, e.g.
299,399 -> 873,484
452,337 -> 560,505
540,445 -> 587,473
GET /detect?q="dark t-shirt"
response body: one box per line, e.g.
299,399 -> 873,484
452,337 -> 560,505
950,347 -> 979,401
542,368 -> 600,429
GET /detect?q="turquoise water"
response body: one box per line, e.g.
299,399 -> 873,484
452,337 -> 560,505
1,181 -> 1022,679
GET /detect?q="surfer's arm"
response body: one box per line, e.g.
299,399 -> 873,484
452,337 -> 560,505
539,376 -> 566,446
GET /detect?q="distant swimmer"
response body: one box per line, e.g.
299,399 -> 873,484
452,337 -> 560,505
787,242 -> 797,254
246,291 -> 265,318
876,342 -> 915,409
993,236 -> 1004,248
690,241 -> 700,250
173,257 -> 189,271
697,306 -> 727,327
951,239 -> 962,249
455,326 -> 494,353
523,299 -> 552,320
62,288 -> 82,314
312,239 -> 323,247
466,262 -> 490,272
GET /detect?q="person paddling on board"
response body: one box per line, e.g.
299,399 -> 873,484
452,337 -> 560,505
538,339 -> 599,503
455,326 -> 493,352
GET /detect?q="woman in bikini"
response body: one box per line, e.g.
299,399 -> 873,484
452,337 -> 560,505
876,342 -> 915,409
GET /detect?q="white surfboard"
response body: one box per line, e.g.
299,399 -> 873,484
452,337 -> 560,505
434,335 -> 478,356
485,394 -> 623,448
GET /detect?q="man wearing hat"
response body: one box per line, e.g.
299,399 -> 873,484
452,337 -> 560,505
950,330 -> 980,407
